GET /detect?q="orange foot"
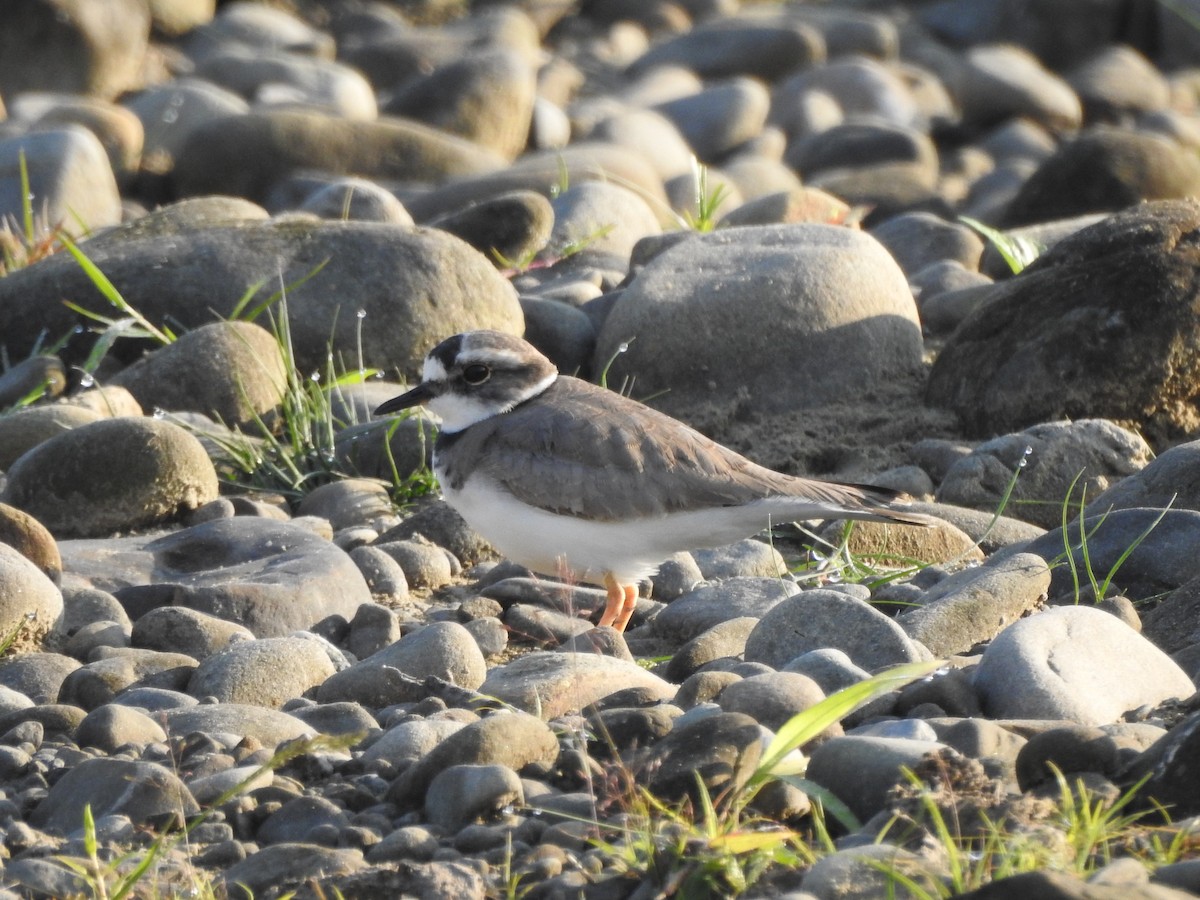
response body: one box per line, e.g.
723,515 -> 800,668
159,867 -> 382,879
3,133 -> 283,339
598,573 -> 639,632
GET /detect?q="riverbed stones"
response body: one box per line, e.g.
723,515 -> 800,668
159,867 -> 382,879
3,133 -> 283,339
5,1 -> 1200,895
187,636 -> 337,708
131,517 -> 371,636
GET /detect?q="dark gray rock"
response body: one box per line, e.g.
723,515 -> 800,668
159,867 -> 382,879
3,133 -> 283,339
384,48 -> 536,160
258,796 -> 349,846
666,617 -> 759,683
652,577 -> 799,644
115,518 -> 371,637
0,126 -> 120,238
476,651 -> 675,719
298,177 -> 413,224
32,757 -> 197,833
59,648 -> 197,709
194,46 -> 376,120
936,420 -> 1152,528
1003,128 -> 1200,228
0,220 -> 522,377
161,703 -> 313,748
807,735 -> 951,822
957,44 -> 1082,132
318,621 -> 486,707
927,201 -> 1200,445
174,109 -> 504,202
219,843 -> 363,897
110,321 -> 286,429
0,653 -> 80,704
0,542 -> 63,649
631,711 -> 762,808
424,763 -> 523,831
388,711 -> 558,807
716,671 -> 828,733
653,77 -> 769,162
627,20 -> 824,81
75,703 -> 166,753
131,606 -> 255,659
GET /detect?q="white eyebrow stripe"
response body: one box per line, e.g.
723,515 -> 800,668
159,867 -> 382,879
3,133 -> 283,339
458,348 -> 529,368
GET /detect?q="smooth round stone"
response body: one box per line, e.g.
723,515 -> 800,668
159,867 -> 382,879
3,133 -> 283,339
31,757 -> 198,832
0,128 -> 122,236
424,763 -> 523,831
319,622 -> 486,707
0,355 -> 67,408
476,651 -> 676,720
652,577 -> 800,644
131,606 -> 254,660
258,795 -> 349,845
187,637 -> 337,709
0,405 -> 105,471
131,517 -> 372,636
110,321 -> 287,429
383,47 -> 536,160
716,671 -> 829,733
361,716 -> 468,765
974,606 -> 1195,725
0,653 -> 80,704
298,177 -> 413,225
744,589 -> 929,671
371,539 -> 454,591
387,711 -> 559,807
0,417 -> 218,538
594,224 -> 923,423
0,542 -> 63,649
161,703 -> 314,748
75,704 -> 167,753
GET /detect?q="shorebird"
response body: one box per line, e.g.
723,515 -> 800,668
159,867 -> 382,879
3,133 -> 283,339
375,331 -> 931,631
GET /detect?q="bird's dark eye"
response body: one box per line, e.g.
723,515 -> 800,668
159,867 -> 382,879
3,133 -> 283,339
462,363 -> 491,385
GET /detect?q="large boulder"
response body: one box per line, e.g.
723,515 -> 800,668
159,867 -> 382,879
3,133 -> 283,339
927,201 -> 1200,446
0,219 -> 522,377
594,224 -> 923,423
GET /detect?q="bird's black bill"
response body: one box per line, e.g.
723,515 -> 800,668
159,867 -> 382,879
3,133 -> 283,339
374,382 -> 435,416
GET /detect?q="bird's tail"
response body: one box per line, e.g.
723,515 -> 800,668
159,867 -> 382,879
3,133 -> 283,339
777,479 -> 939,527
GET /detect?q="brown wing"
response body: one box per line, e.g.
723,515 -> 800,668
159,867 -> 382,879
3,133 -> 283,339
436,377 -> 892,522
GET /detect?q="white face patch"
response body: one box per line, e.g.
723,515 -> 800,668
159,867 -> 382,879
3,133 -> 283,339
428,393 -> 501,433
422,355 -> 449,382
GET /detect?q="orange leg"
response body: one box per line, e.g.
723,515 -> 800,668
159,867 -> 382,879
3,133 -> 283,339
598,574 -> 639,632
598,573 -> 624,628
613,584 -> 639,632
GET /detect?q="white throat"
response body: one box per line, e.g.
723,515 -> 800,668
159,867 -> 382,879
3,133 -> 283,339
429,370 -> 558,433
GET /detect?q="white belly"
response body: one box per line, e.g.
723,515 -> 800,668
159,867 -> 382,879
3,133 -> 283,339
439,470 -> 787,586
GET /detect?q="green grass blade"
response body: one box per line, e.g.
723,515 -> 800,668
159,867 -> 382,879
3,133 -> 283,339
18,150 -> 34,244
754,659 -> 942,779
58,234 -> 173,345
959,216 -> 1044,274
